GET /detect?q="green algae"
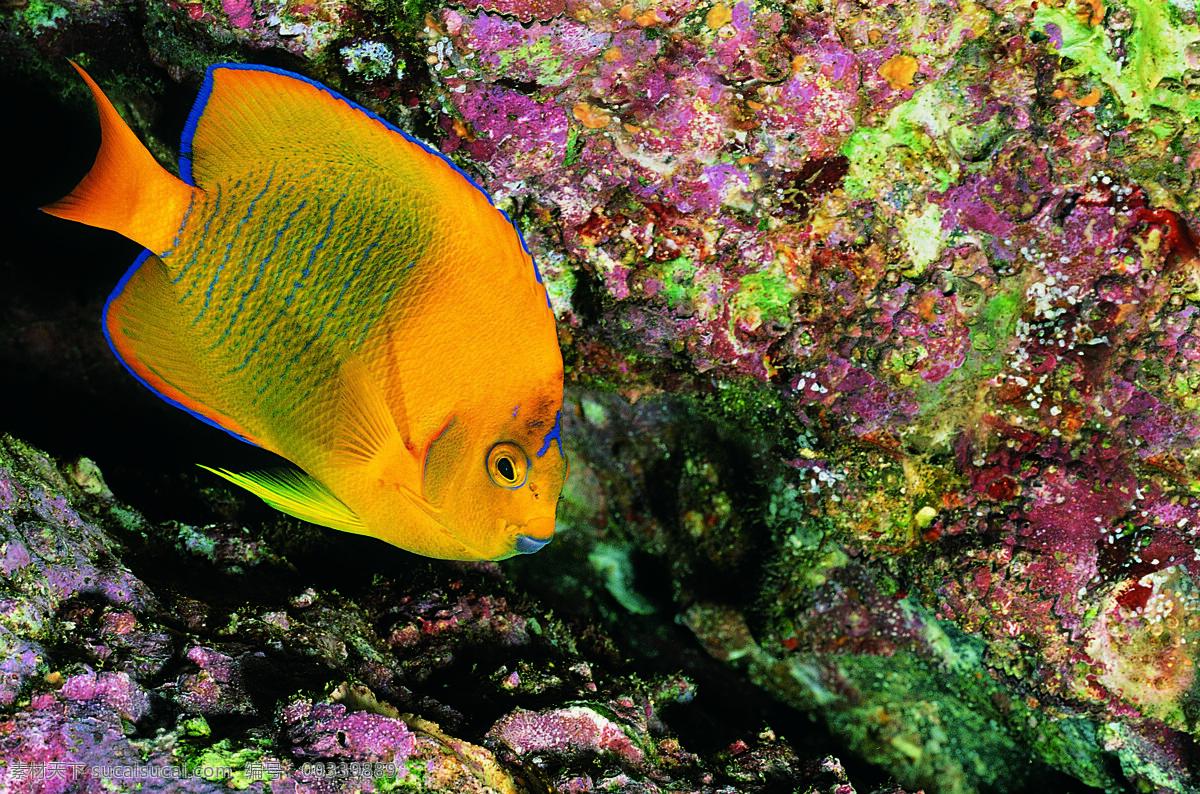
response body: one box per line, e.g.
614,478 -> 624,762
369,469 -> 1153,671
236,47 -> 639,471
648,255 -> 699,311
951,283 -> 1021,380
174,713 -> 282,790
903,285 -> 1023,453
387,760 -> 428,790
495,35 -> 575,88
564,125 -> 582,166
1102,721 -> 1195,793
1035,0 -> 1200,123
753,612 -> 1113,793
766,588 -> 1125,792
731,266 -> 795,330
19,0 -> 69,33
841,85 -> 964,206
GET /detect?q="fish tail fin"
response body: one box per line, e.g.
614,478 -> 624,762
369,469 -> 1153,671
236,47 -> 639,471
41,61 -> 199,254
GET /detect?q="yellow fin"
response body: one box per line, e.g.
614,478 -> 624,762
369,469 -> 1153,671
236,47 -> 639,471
42,61 -> 199,254
187,66 -> 491,217
199,465 -> 365,533
334,356 -> 411,465
105,253 -> 264,448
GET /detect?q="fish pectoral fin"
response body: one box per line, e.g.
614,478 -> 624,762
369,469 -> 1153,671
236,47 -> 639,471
199,465 -> 365,533
394,482 -> 443,521
333,355 -> 415,466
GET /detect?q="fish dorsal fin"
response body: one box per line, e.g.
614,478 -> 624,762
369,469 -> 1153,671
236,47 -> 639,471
199,465 -> 365,533
182,64 -> 492,215
42,61 -> 199,255
333,356 -> 413,465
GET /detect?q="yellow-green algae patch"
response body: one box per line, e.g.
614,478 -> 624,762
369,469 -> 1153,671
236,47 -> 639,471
898,203 -> 945,278
841,85 -> 965,206
1034,0 -> 1200,122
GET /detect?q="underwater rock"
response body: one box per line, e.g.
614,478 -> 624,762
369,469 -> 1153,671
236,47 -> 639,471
0,436 -> 906,792
5,0 -> 1200,791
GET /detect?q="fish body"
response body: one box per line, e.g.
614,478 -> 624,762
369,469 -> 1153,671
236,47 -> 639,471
45,62 -> 566,560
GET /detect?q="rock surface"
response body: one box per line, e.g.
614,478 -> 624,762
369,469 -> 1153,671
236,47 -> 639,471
0,435 -> 902,792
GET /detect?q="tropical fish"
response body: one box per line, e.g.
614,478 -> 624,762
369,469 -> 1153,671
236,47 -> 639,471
44,61 -> 567,560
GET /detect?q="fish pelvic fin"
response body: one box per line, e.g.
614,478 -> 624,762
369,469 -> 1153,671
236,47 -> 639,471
199,465 -> 365,533
421,416 -> 469,508
41,61 -> 199,255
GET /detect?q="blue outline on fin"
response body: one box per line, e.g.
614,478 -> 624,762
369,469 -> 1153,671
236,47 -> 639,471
179,63 -> 547,295
102,250 -> 257,446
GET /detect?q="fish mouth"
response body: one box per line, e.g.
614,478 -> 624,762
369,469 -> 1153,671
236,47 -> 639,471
514,535 -> 552,554
514,516 -> 555,554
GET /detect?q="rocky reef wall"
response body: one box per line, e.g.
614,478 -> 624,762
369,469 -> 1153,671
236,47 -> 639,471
3,0 -> 1200,791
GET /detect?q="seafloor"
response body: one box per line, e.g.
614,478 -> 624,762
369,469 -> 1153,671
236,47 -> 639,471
2,0 -> 1199,792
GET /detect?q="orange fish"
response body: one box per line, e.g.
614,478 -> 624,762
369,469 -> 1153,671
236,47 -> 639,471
44,62 -> 567,560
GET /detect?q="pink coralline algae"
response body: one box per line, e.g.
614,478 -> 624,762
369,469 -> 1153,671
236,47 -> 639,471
0,443 -> 155,708
444,85 -> 570,177
283,700 -> 416,762
0,664 -> 184,794
169,645 -> 258,716
220,0 -> 255,29
59,670 -> 150,721
489,706 -> 645,767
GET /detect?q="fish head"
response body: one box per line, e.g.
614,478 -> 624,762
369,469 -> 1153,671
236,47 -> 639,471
421,394 -> 568,560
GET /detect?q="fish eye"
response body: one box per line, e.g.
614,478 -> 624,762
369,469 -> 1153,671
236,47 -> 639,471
486,442 -> 527,489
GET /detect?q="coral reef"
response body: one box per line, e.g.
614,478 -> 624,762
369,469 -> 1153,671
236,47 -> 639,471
0,435 -> 896,792
3,0 -> 1200,791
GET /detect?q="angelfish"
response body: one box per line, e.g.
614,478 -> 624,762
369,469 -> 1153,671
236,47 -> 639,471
44,62 -> 567,560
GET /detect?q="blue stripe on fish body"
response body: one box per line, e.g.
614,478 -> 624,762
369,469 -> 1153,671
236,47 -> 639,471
354,280 -> 399,348
196,173 -> 274,324
206,190 -> 291,352
180,187 -> 241,304
173,184 -> 222,285
304,196 -> 344,275
195,261 -> 226,325
305,219 -> 370,350
536,410 -> 563,457
163,195 -> 199,259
